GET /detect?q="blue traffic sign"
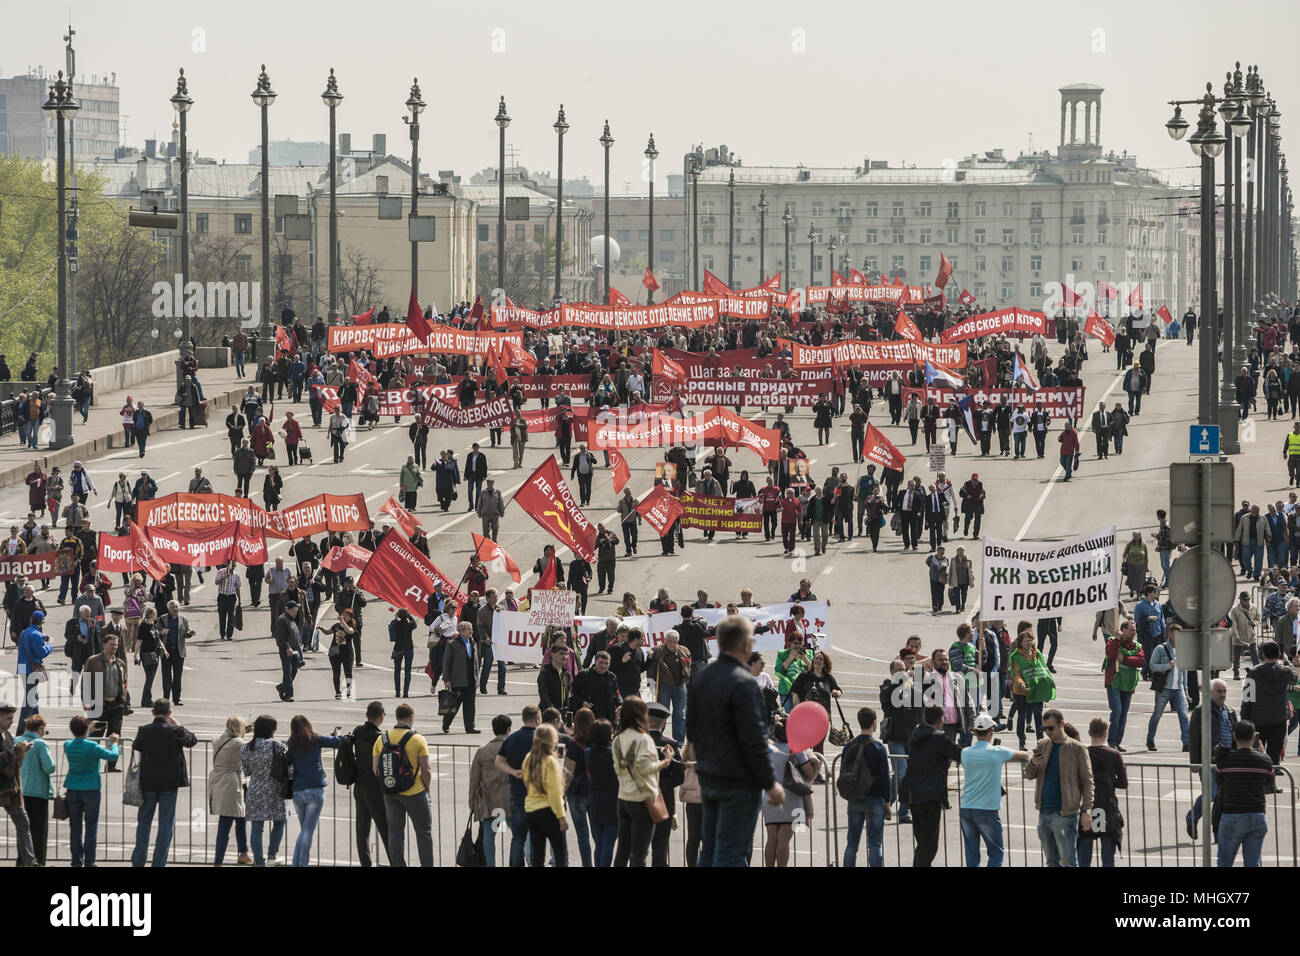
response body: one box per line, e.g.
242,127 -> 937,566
1189,425 -> 1220,456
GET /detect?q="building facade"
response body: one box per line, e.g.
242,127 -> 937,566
0,71 -> 120,160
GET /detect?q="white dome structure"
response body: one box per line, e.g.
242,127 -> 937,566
590,235 -> 622,265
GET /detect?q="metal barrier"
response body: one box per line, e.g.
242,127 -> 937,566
0,388 -> 54,438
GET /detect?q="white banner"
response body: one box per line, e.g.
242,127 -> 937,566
490,601 -> 831,665
527,590 -> 578,628
979,525 -> 1118,618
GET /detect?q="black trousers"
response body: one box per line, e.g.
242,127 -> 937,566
597,561 -> 615,593
763,511 -> 777,540
247,575 -> 263,606
160,653 -> 184,702
235,473 -> 251,497
963,511 -> 982,538
1257,722 -> 1287,765
24,796 -> 48,865
910,800 -> 943,867
217,593 -> 237,638
614,798 -> 654,867
443,684 -> 477,732
1033,432 -> 1047,457
354,785 -> 390,868
577,472 -> 593,505
651,812 -> 674,867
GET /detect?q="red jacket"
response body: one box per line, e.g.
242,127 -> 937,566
779,498 -> 802,525
1058,429 -> 1080,456
759,485 -> 782,513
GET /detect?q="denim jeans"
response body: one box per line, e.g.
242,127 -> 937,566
1106,687 -> 1133,747
887,741 -> 910,817
1147,686 -> 1190,746
1217,812 -> 1267,867
292,787 -> 325,866
1079,833 -> 1117,867
1059,453 -> 1073,479
1189,773 -> 1219,830
1241,543 -> 1264,579
1013,432 -> 1027,457
569,794 -> 593,867
960,807 -> 1005,866
393,646 -> 414,697
214,815 -> 248,864
480,817 -> 499,867
1037,810 -> 1080,867
67,788 -> 101,867
592,821 -> 618,867
657,683 -> 687,743
697,784 -> 762,868
130,789 -> 178,867
1158,549 -> 1172,584
251,819 -> 286,865
234,350 -> 246,376
508,789 -> 530,867
843,797 -> 886,867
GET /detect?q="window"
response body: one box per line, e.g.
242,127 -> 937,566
974,201 -> 986,217
1071,228 -> 1085,245
811,202 -> 823,217
702,229 -> 714,244
948,258 -> 958,271
1030,228 -> 1043,245
195,213 -> 209,235
865,201 -> 878,218
1002,203 -> 1014,218
1030,255 -> 1042,271
661,250 -> 675,263
865,229 -> 878,244
919,230 -> 931,245
1029,282 -> 1043,298
973,229 -> 986,245
234,214 -> 252,234
865,256 -> 879,271
1000,283 -> 1012,299
892,230 -> 904,245
1071,258 -> 1084,272
638,230 -> 649,241
947,228 -> 959,244
514,224 -> 525,240
919,255 -> 931,273
1030,202 -> 1043,219
974,255 -> 986,272
814,230 -> 823,243
919,201 -> 932,218
534,225 -> 545,239
891,201 -> 904,219
1000,256 -> 1013,273
661,229 -> 674,242
1098,255 -> 1106,271
1098,230 -> 1108,245
235,254 -> 252,273
974,281 -> 986,298
616,230 -> 631,242
1072,204 -> 1086,220
477,224 -> 490,242
838,201 -> 850,219
1001,228 -> 1015,245
947,201 -> 959,219
1098,201 -> 1109,220
891,255 -> 904,273
703,255 -> 714,270
702,200 -> 714,216
813,255 -> 823,273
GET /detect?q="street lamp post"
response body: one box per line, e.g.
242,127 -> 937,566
689,158 -> 700,290
782,203 -> 792,295
41,71 -> 78,449
251,66 -> 275,341
495,96 -> 510,298
808,223 -> 817,286
321,69 -> 342,324
758,191 -> 768,287
553,106 -> 568,303
170,69 -> 193,395
829,237 -> 837,285
600,121 -> 614,303
645,135 -> 658,304
727,168 -> 736,287
1244,67 -> 1262,330
403,79 -> 426,303
1230,64 -> 1251,375
1216,79 -> 1243,453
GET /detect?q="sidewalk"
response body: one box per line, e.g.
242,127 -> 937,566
0,361 -> 254,489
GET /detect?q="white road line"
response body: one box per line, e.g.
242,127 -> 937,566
676,563 -> 690,572
821,566 -> 835,575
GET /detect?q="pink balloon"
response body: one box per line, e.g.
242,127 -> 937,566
785,702 -> 830,752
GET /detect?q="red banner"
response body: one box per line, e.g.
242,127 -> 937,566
357,529 -> 469,613
514,375 -> 591,402
143,523 -> 239,568
138,493 -> 369,540
861,423 -> 907,471
588,406 -> 782,463
0,553 -> 61,581
940,307 -> 1051,343
805,283 -> 923,306
958,289 -> 976,306
419,395 -> 514,431
674,290 -> 771,319
648,348 -> 834,404
779,338 -> 967,370
491,293 -> 720,331
652,348 -> 685,387
327,323 -> 523,357
902,385 -> 1087,421
514,457 -> 598,562
235,522 -> 268,567
636,485 -> 685,537
520,406 -> 592,443
1085,311 -> 1116,347
893,309 -> 923,342
321,544 -> 373,575
610,450 -> 631,493
609,287 -> 632,307
472,532 -> 522,584
381,497 -> 422,536
129,521 -> 171,580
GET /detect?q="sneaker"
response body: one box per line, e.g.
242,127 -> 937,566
1186,816 -> 1197,840
237,852 -> 253,865
1146,740 -> 1157,752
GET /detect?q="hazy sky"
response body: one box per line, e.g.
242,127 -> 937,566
7,0 -> 1297,192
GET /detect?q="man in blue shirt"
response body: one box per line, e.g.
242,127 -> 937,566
959,713 -> 1029,866
16,610 -> 51,727
493,705 -> 540,868
1133,584 -> 1165,679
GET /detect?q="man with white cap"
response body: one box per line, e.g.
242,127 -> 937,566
958,712 -> 1029,867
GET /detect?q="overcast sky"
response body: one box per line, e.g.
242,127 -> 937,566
6,0 -> 1297,193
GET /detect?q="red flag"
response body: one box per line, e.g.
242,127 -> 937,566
503,340 -> 536,374
703,270 -> 732,295
274,324 -> 292,354
1084,311 -> 1116,347
321,544 -> 372,574
636,485 -> 685,538
357,529 -> 468,613
760,273 -> 781,290
468,295 -> 485,326
782,289 -> 799,312
128,521 -> 170,580
472,532 -> 522,584
1060,282 -> 1083,308
894,309 -> 923,342
1097,282 -> 1119,301
849,268 -> 867,285
893,275 -> 904,286
513,456 -> 597,562
505,296 -> 517,308
643,267 -> 660,292
935,253 -> 954,290
406,288 -> 433,343
97,532 -> 141,573
352,306 -> 375,325
536,552 -> 560,590
380,496 -> 423,536
488,344 -> 509,386
652,348 -> 685,386
958,289 -> 976,306
1156,305 -> 1174,326
1127,284 -> 1144,308
610,449 -> 631,493
832,271 -> 847,287
347,359 -> 374,390
861,423 -> 907,471
609,287 -> 632,307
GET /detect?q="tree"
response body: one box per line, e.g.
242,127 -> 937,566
78,219 -> 163,365
474,235 -> 574,310
189,233 -> 254,345
338,246 -> 385,319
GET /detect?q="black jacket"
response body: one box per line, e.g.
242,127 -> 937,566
879,675 -> 921,745
350,721 -> 383,787
1189,702 -> 1238,765
676,618 -> 713,665
1241,660 -> 1297,725
686,654 -> 775,791
900,723 -> 963,806
570,668 -> 622,721
607,641 -> 645,700
131,716 -> 197,791
537,665 -> 568,713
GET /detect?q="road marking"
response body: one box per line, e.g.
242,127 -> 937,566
677,563 -> 690,572
821,566 -> 835,575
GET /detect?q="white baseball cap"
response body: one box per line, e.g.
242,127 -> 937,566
973,713 -> 998,732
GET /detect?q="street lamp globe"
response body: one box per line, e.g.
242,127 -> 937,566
321,68 -> 343,109
250,65 -> 275,108
1249,68 -> 1267,106
1166,105 -> 1189,141
553,105 -> 569,136
170,69 -> 192,113
782,203 -> 792,225
1202,124 -> 1226,158
644,135 -> 658,162
1230,100 -> 1253,137
807,223 -> 816,241
758,191 -> 768,213
1266,101 -> 1281,129
405,79 -> 425,117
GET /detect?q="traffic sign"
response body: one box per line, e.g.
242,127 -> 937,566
1189,424 -> 1220,456
1166,546 -> 1236,626
1169,461 -> 1234,545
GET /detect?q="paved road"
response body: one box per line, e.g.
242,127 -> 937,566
2,336 -> 1295,866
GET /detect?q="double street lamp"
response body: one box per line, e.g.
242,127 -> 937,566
689,157 -> 701,290
321,69 -> 343,324
495,96 -> 510,297
251,65 -> 275,341
645,135 -> 658,304
41,71 -> 78,448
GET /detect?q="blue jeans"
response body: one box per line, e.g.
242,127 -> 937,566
843,797 -> 886,867
1158,548 -> 1172,584
508,789 -> 529,867
1242,543 -> 1264,579
1217,812 -> 1267,867
1059,453 -> 1073,479
1106,687 -> 1133,747
480,817 -> 498,868
278,645 -> 300,697
59,573 -> 77,602
1112,430 -> 1124,454
1147,686 -> 1190,745
568,794 -> 593,867
592,821 -> 618,867
215,815 -> 248,864
67,787 -> 101,867
1013,432 -> 1026,457
1127,390 -> 1142,414
18,671 -> 40,729
234,350 -> 246,376
698,784 -> 762,868
292,787 -> 325,866
888,741 -> 910,817
1079,833 -> 1117,867
657,683 -> 687,743
1189,773 -> 1219,831
251,819 -> 286,866
960,807 -> 1005,867
625,520 -> 638,553
1037,810 -> 1080,867
130,789 -> 178,867
393,646 -> 414,697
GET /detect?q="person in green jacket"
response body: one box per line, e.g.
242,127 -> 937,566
63,714 -> 121,867
1008,629 -> 1056,750
775,631 -> 814,712
398,454 -> 424,512
1104,622 -> 1146,751
17,715 -> 55,865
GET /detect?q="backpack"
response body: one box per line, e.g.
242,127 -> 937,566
333,734 -> 356,786
378,730 -> 416,795
836,739 -> 876,802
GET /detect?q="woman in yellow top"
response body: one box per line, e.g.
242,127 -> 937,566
522,724 -> 569,867
611,697 -> 674,867
615,591 -> 644,618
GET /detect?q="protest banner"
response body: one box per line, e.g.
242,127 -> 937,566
679,493 -> 762,533
979,525 -> 1118,617
526,589 -> 578,628
901,385 -> 1087,421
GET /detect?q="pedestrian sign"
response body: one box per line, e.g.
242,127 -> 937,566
1189,425 -> 1219,456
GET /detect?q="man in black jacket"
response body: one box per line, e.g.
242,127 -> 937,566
1186,678 -> 1238,838
583,617 -> 621,669
1214,719 -> 1277,866
568,555 -> 592,615
351,700 -> 392,866
608,628 -> 646,701
463,442 -> 488,512
570,651 -> 622,721
274,600 -> 302,702
687,615 -> 782,868
879,659 -> 922,823
900,706 -> 964,867
537,643 -> 572,714
129,700 -> 197,867
1241,641 -> 1296,765
676,606 -> 714,673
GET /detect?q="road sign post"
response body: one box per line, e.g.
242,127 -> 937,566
1189,424 -> 1220,457
1197,461 -> 1212,868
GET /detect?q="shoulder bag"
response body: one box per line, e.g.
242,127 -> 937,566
828,698 -> 853,748
123,750 -> 143,807
618,735 -> 668,823
456,811 -> 487,868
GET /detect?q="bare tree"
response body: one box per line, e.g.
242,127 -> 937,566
78,222 -> 163,364
189,234 -> 254,344
337,246 -> 385,319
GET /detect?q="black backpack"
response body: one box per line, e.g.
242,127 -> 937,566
378,730 -> 416,795
836,739 -> 876,802
333,734 -> 356,786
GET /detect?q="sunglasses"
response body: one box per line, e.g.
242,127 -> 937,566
1043,723 -> 1059,732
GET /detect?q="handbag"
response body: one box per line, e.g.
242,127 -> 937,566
782,758 -> 814,797
234,596 -> 244,632
53,792 -> 69,821
123,751 -> 143,807
618,737 -> 669,823
438,688 -> 462,717
456,813 -> 487,868
827,698 -> 853,747
948,586 -> 960,606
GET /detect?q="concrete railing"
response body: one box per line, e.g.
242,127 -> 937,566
89,350 -> 182,394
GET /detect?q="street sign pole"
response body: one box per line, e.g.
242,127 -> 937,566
1199,460 -> 1212,868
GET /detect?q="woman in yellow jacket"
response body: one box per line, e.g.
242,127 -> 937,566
522,724 -> 569,867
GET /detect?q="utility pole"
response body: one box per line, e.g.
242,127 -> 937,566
65,24 -> 78,378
